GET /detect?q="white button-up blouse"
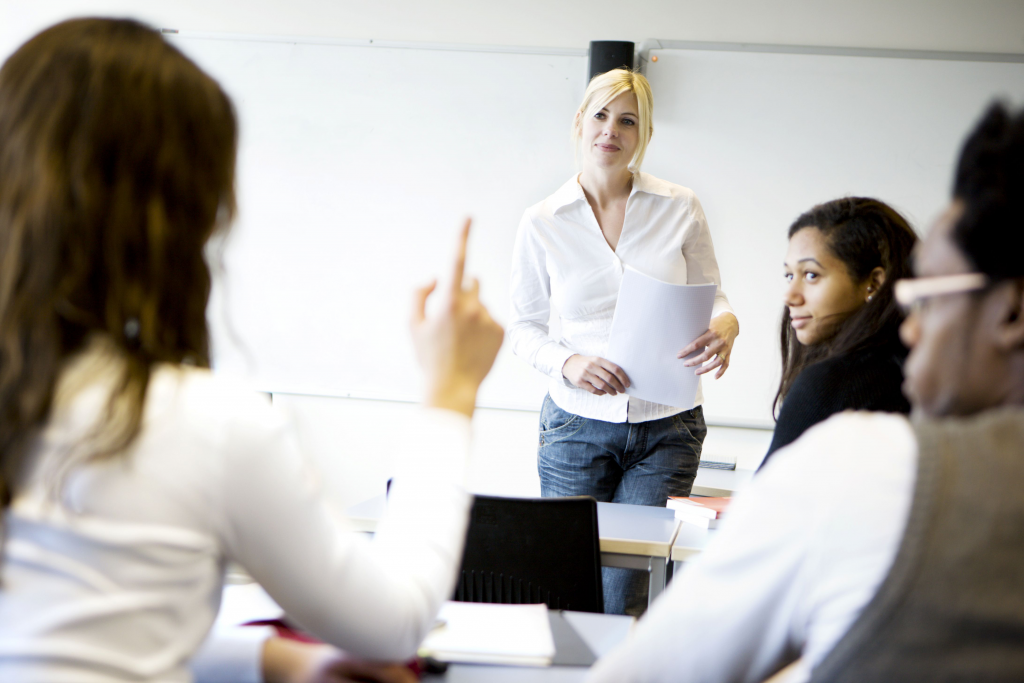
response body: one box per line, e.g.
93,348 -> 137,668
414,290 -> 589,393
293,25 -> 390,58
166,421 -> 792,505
509,172 -> 734,423
0,340 -> 473,682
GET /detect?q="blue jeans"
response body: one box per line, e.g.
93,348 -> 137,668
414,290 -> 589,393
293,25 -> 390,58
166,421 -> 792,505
537,395 -> 705,616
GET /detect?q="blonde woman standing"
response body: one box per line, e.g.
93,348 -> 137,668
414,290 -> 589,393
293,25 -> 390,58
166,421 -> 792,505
509,69 -> 739,615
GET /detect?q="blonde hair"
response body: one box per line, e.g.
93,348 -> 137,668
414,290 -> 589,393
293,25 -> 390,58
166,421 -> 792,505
571,68 -> 654,173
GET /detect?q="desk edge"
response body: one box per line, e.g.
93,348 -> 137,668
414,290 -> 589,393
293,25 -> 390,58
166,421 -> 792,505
600,538 -> 671,557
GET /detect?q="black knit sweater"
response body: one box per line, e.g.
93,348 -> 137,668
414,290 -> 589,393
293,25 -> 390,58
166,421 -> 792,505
762,336 -> 911,467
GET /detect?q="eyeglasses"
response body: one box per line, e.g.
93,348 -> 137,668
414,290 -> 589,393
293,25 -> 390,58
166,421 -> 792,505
893,273 -> 988,315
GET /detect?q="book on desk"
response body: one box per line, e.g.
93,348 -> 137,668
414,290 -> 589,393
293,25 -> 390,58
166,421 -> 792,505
418,602 -> 556,667
667,496 -> 731,530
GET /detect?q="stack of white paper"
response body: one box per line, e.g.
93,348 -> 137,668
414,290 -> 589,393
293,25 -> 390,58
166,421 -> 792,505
418,601 -> 556,667
606,269 -> 717,409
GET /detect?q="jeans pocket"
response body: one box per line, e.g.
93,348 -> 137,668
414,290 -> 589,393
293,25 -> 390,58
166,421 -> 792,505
538,395 -> 585,446
671,406 -> 708,445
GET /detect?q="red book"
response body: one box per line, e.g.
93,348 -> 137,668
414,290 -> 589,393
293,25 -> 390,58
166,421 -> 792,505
667,496 -> 730,518
666,496 -> 730,521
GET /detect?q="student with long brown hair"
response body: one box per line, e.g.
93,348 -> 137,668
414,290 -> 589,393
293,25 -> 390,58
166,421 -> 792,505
0,18 -> 503,682
762,197 -> 918,466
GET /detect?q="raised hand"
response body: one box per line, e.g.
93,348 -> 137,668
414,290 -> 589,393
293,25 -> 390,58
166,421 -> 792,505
410,218 -> 505,417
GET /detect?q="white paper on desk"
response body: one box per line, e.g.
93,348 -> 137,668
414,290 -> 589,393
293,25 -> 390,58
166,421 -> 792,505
216,583 -> 285,626
418,601 -> 555,667
606,269 -> 717,409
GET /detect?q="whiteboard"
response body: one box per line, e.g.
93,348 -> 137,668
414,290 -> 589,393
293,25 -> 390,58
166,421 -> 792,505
174,34 -> 587,414
178,33 -> 1024,427
640,46 -> 1024,426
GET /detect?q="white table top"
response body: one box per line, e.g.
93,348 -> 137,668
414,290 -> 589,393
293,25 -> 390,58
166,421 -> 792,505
670,522 -> 716,562
691,467 -> 754,497
425,611 -> 633,682
670,468 -> 753,560
217,584 -> 632,683
595,502 -> 679,557
346,495 -> 682,559
345,493 -> 386,533
431,662 -> 596,682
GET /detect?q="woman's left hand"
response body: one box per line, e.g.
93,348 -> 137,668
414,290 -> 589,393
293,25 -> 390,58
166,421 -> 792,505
678,312 -> 739,379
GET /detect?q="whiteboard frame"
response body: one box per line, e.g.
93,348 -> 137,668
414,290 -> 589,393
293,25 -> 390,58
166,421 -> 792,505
637,38 -> 1024,73
160,28 -> 587,58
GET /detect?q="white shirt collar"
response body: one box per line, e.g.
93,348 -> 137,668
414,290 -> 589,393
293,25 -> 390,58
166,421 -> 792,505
631,171 -> 674,198
550,172 -> 672,213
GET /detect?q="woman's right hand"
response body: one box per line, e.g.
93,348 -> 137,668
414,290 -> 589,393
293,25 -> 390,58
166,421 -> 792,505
562,355 -> 630,396
410,218 -> 504,417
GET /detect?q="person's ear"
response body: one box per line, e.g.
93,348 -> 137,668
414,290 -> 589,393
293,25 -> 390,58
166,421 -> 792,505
993,278 -> 1024,351
865,267 -> 886,302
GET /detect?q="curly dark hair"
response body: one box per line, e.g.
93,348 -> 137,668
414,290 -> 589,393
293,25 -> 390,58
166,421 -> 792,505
952,102 -> 1024,280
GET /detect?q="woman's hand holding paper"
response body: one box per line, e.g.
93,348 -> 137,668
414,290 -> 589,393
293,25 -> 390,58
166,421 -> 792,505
562,355 -> 631,396
678,312 -> 740,379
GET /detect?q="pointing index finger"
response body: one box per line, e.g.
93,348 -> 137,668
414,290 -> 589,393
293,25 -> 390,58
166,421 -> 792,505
451,217 -> 471,291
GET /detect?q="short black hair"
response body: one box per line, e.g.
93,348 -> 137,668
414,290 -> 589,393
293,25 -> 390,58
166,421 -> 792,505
952,102 -> 1024,280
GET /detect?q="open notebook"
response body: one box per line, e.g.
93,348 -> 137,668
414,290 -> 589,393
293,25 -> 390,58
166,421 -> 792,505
418,602 -> 556,667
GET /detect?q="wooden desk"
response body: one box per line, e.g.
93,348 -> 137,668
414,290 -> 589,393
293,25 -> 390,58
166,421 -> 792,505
346,495 -> 682,606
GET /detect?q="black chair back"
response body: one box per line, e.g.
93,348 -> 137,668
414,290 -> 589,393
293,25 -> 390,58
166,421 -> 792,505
453,495 -> 603,613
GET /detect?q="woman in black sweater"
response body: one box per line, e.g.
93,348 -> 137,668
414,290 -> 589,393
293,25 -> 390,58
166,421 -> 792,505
762,198 -> 918,465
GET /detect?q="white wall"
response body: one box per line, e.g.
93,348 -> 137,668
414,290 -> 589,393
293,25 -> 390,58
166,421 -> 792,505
4,0 -> 1014,510
273,395 -> 546,506
274,394 -> 772,510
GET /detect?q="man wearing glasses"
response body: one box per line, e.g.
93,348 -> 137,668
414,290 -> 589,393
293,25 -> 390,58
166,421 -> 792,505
588,102 -> 1024,683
